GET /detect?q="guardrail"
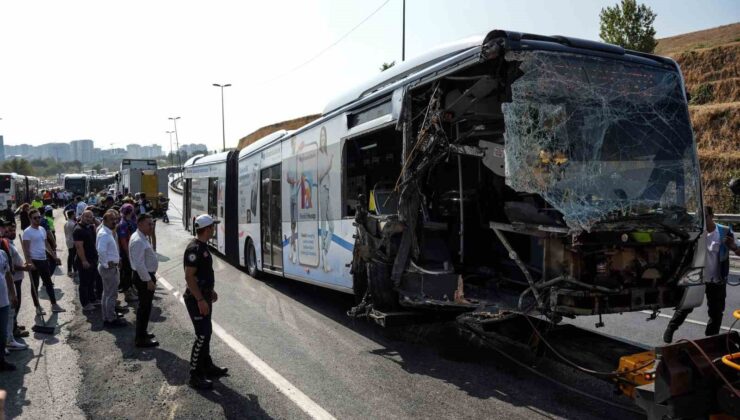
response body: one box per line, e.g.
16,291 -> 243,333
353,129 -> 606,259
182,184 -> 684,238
169,175 -> 183,194
716,214 -> 740,224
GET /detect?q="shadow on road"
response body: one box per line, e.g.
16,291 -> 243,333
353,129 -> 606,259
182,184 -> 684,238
251,271 -> 641,420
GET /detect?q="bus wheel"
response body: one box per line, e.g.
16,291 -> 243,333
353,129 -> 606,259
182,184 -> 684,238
246,239 -> 260,279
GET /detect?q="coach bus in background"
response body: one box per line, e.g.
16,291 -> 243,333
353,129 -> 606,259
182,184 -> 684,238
0,173 -> 38,211
183,29 -> 706,328
64,174 -> 89,197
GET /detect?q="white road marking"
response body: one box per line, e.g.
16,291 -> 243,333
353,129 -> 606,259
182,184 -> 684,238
155,276 -> 336,420
639,310 -> 734,331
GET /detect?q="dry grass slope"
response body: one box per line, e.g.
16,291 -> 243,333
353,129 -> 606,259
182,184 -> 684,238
656,22 -> 740,212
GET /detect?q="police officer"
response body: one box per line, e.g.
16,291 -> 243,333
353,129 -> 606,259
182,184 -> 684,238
184,214 -> 228,390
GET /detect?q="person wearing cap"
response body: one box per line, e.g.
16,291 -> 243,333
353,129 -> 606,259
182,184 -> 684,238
22,209 -> 65,315
129,213 -> 159,347
184,214 -> 228,389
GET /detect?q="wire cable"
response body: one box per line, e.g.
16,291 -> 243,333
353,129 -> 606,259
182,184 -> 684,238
264,0 -> 392,83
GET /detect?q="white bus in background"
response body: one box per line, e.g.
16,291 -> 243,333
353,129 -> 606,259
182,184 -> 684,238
0,173 -> 37,211
181,152 -> 238,260
64,174 -> 90,197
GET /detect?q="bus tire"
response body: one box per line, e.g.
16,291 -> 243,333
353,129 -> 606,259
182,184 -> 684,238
246,239 -> 260,279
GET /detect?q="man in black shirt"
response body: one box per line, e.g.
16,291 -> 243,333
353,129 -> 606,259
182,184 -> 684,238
74,210 -> 101,311
184,214 -> 228,390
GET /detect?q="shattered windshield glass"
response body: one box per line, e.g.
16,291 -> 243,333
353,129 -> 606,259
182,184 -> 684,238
502,50 -> 701,233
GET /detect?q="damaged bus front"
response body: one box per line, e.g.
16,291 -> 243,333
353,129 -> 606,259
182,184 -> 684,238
351,30 -> 705,324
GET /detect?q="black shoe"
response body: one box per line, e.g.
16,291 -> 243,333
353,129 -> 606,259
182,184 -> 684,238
135,338 -> 159,348
14,328 -> 30,338
205,364 -> 229,378
17,325 -> 26,331
0,361 -> 17,372
663,327 -> 675,344
146,333 -> 155,339
189,373 -> 214,390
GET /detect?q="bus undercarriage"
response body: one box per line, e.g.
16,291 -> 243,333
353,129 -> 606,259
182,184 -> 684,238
349,36 -> 703,324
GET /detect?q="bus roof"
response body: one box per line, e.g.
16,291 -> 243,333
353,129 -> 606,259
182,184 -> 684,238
185,151 -> 231,168
238,130 -> 289,160
182,154 -> 205,168
64,173 -> 88,179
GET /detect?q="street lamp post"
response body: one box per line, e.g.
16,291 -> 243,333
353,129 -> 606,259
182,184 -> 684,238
212,83 -> 231,152
169,116 -> 181,167
166,130 -> 175,166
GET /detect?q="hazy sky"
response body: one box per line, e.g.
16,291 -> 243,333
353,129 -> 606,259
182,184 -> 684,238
0,0 -> 737,152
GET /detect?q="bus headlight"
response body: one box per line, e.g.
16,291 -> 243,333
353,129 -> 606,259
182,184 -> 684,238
677,267 -> 702,286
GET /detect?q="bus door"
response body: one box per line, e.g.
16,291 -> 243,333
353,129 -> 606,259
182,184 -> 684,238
260,164 -> 283,272
216,177 -> 225,253
183,178 -> 191,231
208,177 -> 218,247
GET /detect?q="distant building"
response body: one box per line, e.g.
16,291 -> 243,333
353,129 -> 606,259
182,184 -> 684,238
0,135 -> 4,161
179,143 -> 208,155
70,139 -> 94,162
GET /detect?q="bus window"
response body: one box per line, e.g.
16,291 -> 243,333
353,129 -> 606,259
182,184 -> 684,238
342,126 -> 402,217
0,176 -> 11,194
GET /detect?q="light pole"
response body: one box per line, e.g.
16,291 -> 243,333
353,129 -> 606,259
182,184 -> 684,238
212,83 -> 231,152
169,116 -> 181,167
402,0 -> 405,61
166,130 -> 175,166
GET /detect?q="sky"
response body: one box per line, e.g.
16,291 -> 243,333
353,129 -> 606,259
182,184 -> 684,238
0,0 -> 737,153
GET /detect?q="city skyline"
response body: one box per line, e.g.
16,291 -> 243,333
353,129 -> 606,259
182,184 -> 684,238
2,139 -> 207,163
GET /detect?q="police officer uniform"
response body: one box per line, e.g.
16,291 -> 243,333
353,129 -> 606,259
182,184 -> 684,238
184,214 -> 228,389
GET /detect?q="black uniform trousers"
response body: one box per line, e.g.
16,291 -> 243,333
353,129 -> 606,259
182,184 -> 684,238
119,256 -> 132,293
133,272 -> 156,340
668,282 -> 727,336
30,259 -> 57,305
184,290 -> 213,374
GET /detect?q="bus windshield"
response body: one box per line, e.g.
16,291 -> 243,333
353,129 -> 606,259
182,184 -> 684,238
65,179 -> 87,196
502,50 -> 701,233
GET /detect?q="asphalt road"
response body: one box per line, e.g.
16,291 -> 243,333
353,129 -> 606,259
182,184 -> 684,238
2,195 -> 739,419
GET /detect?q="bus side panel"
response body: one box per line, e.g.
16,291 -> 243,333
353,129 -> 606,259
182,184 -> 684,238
238,154 -> 262,268
281,118 -> 353,290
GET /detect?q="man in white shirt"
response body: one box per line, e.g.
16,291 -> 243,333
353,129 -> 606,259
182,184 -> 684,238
97,210 -> 126,328
129,213 -> 159,347
22,209 -> 64,314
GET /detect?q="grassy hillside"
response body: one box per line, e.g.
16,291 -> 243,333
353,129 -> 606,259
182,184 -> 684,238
657,22 -> 740,213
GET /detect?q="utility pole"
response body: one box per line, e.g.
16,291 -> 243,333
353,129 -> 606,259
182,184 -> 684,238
213,83 -> 231,152
169,117 -> 181,168
402,0 -> 406,61
166,131 -> 175,166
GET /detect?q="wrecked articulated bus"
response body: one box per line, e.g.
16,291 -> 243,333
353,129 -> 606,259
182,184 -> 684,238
348,30 -> 706,325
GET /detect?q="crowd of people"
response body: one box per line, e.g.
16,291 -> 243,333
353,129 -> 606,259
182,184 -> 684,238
0,187 -> 226,390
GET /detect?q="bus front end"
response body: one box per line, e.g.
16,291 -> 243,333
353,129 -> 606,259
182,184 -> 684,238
351,31 -> 705,323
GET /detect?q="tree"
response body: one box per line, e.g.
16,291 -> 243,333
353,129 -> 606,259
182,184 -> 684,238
380,61 -> 396,72
1,158 -> 34,175
599,0 -> 657,53
92,163 -> 103,173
